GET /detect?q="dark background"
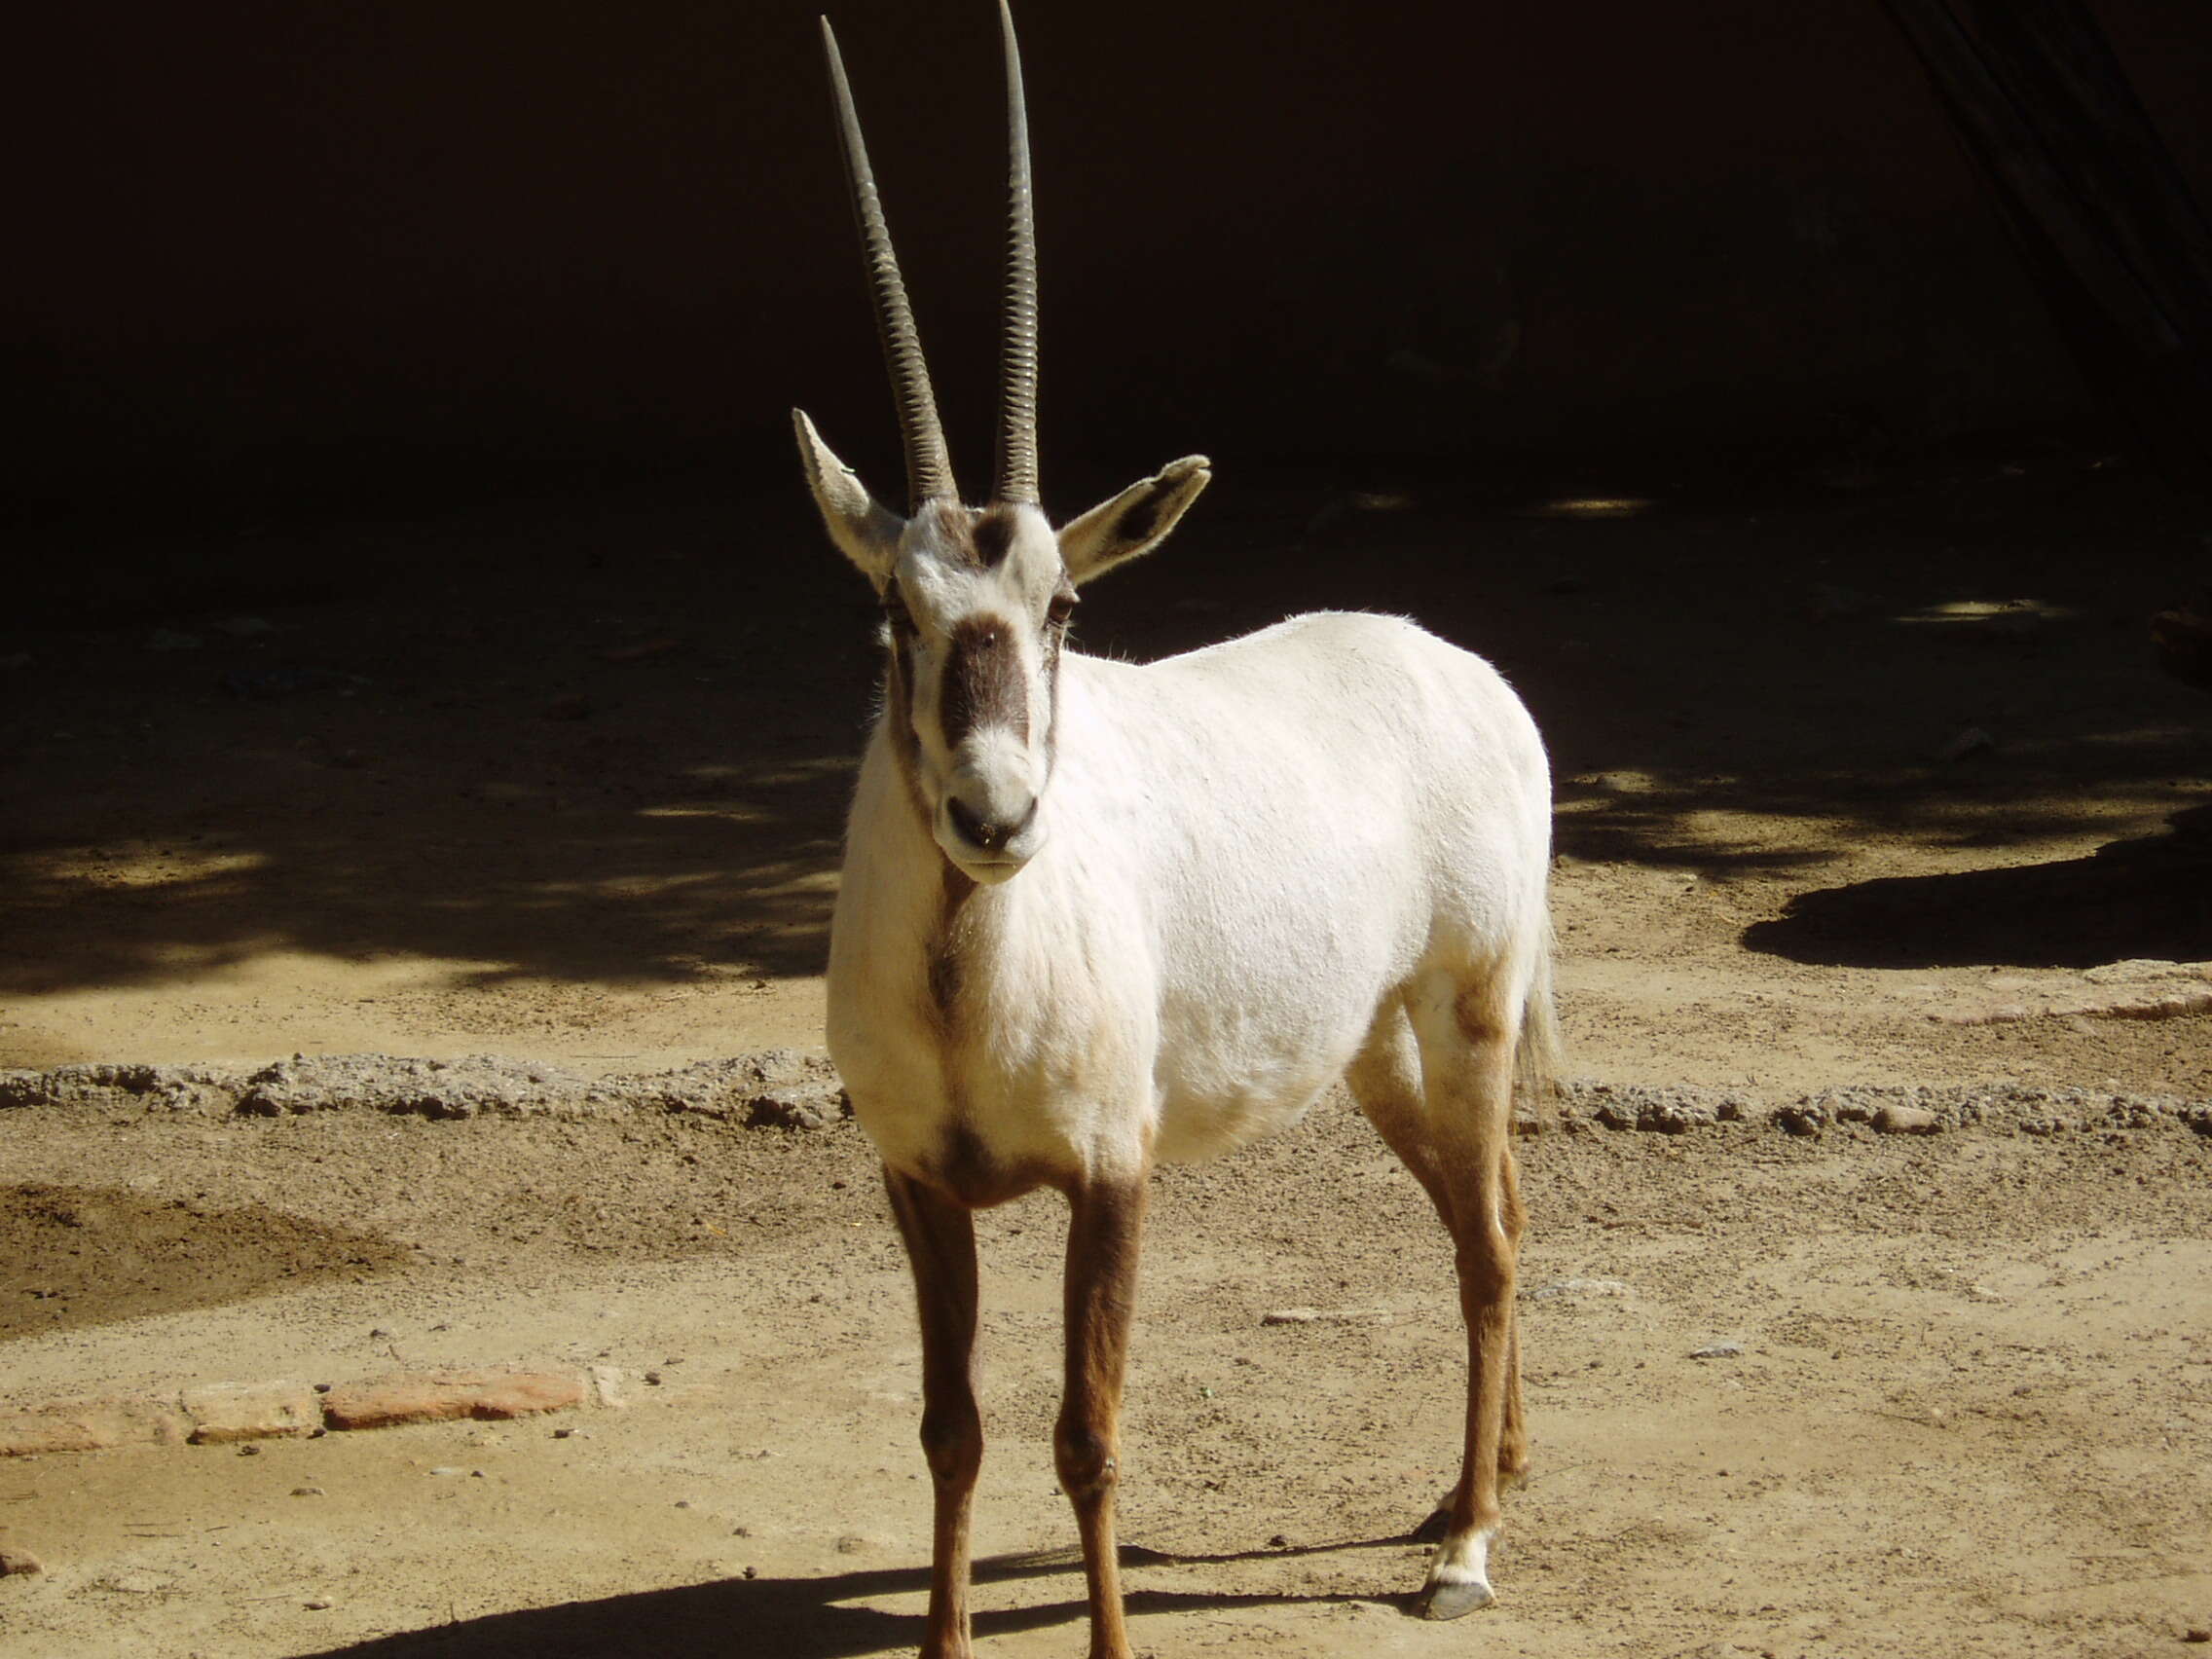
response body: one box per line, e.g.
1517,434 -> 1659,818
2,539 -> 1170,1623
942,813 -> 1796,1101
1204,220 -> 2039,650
13,0 -> 2211,534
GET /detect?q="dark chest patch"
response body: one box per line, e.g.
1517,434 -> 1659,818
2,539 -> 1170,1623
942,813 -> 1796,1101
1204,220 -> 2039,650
925,864 -> 977,1027
925,1119 -> 1048,1208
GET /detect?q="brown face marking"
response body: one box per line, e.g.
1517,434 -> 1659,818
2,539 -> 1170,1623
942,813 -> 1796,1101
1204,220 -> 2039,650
920,500 -> 982,569
970,506 -> 1018,568
940,614 -> 1029,747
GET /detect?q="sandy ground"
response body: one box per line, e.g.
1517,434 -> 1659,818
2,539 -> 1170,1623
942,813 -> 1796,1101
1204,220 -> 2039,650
2,456 -> 2210,1657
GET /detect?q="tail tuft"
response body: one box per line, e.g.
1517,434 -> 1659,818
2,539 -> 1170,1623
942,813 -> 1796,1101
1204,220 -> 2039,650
1513,917 -> 1563,1134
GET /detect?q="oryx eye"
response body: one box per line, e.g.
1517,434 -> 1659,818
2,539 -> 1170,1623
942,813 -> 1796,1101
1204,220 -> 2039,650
1046,590 -> 1078,627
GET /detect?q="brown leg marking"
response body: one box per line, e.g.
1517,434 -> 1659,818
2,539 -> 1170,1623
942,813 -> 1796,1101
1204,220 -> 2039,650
1403,979 -> 1523,1620
1497,1141 -> 1530,1485
1057,1173 -> 1148,1659
885,1166 -> 982,1659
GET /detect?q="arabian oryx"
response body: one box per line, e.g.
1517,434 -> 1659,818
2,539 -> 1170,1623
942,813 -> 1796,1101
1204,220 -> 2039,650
792,7 -> 1558,1653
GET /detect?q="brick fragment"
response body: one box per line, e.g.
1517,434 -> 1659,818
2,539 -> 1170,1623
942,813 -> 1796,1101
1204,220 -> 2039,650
182,1380 -> 321,1444
0,1398 -> 189,1457
320,1370 -> 587,1432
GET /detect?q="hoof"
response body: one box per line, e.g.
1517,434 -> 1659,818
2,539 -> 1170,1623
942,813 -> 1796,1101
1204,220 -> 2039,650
1415,1573 -> 1496,1620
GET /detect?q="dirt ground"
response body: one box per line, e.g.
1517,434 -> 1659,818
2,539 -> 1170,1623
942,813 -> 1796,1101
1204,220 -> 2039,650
2,452 -> 2210,1657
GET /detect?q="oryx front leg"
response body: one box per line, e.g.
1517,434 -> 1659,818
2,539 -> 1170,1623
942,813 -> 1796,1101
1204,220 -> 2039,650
1057,1173 -> 1148,1659
1409,977 -> 1527,1620
886,1168 -> 983,1659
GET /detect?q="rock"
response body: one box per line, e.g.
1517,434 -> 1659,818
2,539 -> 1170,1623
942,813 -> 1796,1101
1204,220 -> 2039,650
1566,1082 -> 1734,1133
183,1380 -> 321,1444
0,1398 -> 190,1457
1873,1105 -> 1940,1135
623,1051 -> 847,1129
2,1049 -> 852,1127
322,1369 -> 587,1432
304,1597 -> 335,1610
238,1053 -> 604,1122
2080,958 -> 2209,986
1690,1343 -> 1745,1360
1935,726 -> 1995,761
291,1486 -> 326,1497
0,1548 -> 43,1576
745,1088 -> 838,1130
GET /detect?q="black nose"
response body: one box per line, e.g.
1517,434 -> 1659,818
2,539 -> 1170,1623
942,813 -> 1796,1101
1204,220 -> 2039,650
947,795 -> 1036,853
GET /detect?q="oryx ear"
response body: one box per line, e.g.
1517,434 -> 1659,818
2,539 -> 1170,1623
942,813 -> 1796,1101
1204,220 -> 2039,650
794,409 -> 905,589
1056,455 -> 1211,586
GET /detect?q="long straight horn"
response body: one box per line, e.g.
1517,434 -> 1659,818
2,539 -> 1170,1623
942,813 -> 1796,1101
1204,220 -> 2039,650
991,0 -> 1041,506
821,17 -> 955,509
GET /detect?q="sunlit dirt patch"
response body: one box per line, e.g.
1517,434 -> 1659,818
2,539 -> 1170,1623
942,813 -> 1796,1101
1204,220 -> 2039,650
0,1183 -> 407,1340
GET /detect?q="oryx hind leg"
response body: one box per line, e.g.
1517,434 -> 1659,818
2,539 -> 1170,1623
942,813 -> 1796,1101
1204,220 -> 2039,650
1348,999 -> 1531,1493
1381,964 -> 1528,1620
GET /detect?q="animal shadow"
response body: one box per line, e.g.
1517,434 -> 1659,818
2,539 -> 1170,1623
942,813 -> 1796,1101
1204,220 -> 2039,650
296,1535 -> 1414,1659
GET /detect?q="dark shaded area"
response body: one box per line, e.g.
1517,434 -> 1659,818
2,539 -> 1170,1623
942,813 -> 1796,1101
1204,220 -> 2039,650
301,1536 -> 1402,1659
10,0 -> 2211,525
3,447 -> 2206,1017
1744,803 -> 2212,967
0,487 -> 871,998
0,1183 -> 404,1339
1883,0 -> 2212,494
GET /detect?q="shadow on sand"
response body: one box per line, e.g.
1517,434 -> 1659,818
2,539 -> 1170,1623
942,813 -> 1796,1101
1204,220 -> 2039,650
1743,805 -> 2212,969
298,1536 -> 1413,1659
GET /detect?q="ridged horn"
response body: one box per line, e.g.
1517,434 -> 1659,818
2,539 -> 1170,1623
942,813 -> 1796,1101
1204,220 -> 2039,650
821,17 -> 955,509
991,0 -> 1041,506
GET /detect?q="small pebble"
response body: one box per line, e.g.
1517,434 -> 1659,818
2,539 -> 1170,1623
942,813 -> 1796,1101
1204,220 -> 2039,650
428,1466 -> 466,1478
1690,1343 -> 1745,1360
291,1486 -> 325,1498
644,1371 -> 664,1386
304,1598 -> 334,1611
2184,1630 -> 2211,1645
742,1566 -> 758,1580
237,1445 -> 261,1456
0,1548 -> 44,1577
675,1500 -> 694,1510
553,1426 -> 576,1440
1268,1533 -> 1291,1548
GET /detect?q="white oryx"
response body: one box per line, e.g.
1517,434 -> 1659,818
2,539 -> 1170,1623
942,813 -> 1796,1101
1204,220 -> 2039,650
792,7 -> 1558,1655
